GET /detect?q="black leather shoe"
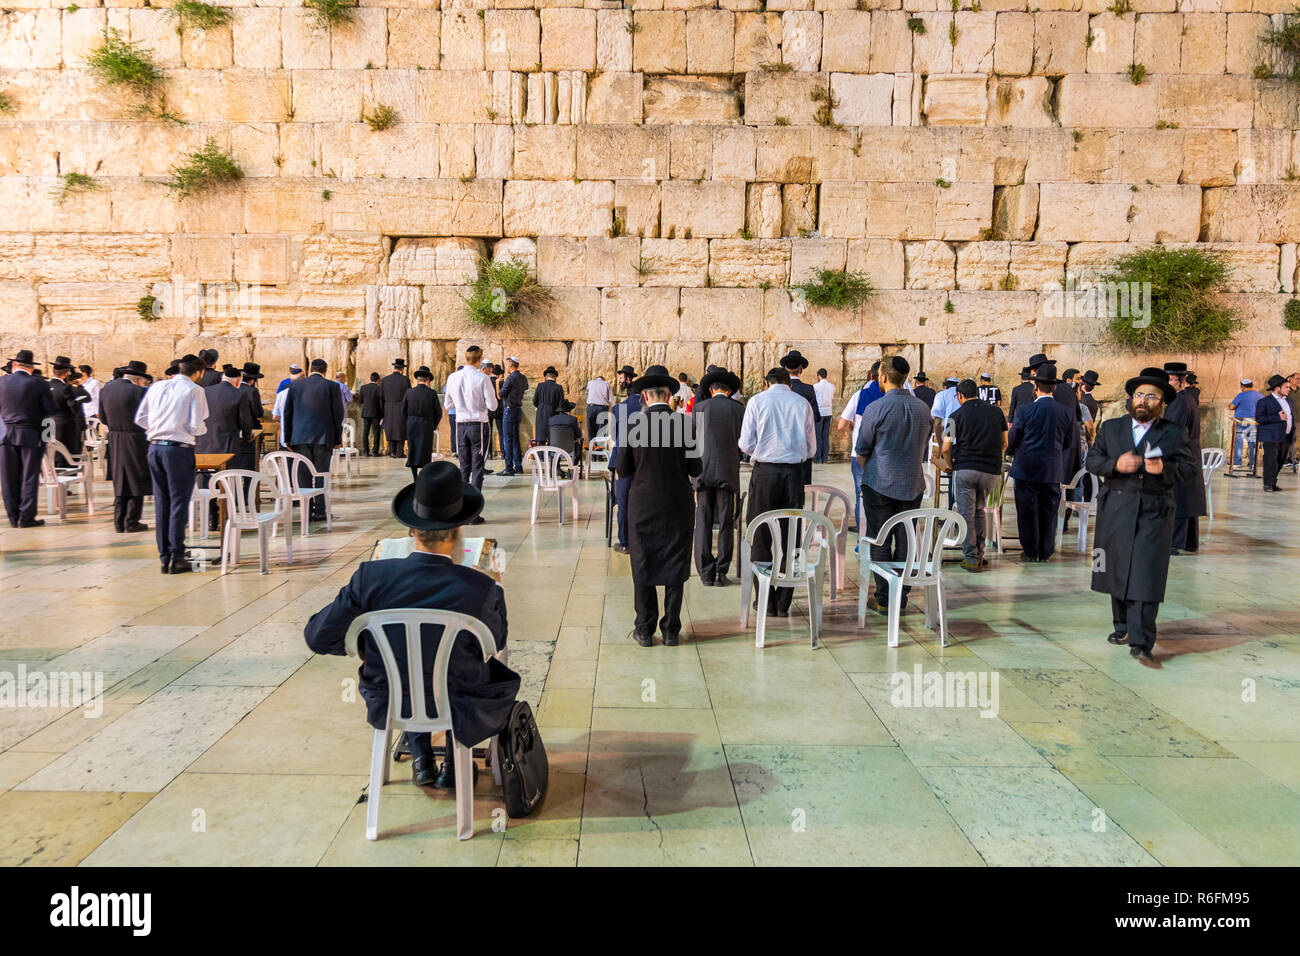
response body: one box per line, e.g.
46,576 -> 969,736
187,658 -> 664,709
169,561 -> 194,575
632,631 -> 654,647
433,759 -> 478,790
413,756 -> 438,788
866,596 -> 888,616
662,632 -> 680,646
715,574 -> 730,586
1107,632 -> 1129,645
18,518 -> 44,528
1131,646 -> 1161,668
612,543 -> 629,554
125,522 -> 148,533
701,576 -> 716,587
160,562 -> 170,574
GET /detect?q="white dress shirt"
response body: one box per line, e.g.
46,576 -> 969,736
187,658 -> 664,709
586,378 -> 615,407
738,384 -> 817,463
813,378 -> 835,416
1131,418 -> 1154,448
83,377 -> 103,418
443,367 -> 498,423
273,386 -> 290,446
134,375 -> 209,444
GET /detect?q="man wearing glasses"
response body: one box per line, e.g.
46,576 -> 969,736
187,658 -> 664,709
1085,367 -> 1198,668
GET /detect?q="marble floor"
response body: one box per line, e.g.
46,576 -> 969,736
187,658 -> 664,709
1,454 -> 1298,867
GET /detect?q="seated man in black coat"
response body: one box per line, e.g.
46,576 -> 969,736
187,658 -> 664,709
304,461 -> 520,790
547,399 -> 583,477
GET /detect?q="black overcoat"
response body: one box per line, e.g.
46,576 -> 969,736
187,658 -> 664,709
97,378 -> 150,496
402,384 -> 443,470
1163,389 -> 1206,517
359,382 -> 384,418
381,372 -> 411,441
693,394 -> 745,491
532,379 -> 564,444
1053,381 -> 1082,480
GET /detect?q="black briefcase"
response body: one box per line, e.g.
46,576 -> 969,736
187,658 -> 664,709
499,701 -> 548,817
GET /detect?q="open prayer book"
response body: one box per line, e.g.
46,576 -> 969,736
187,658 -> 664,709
369,536 -> 506,578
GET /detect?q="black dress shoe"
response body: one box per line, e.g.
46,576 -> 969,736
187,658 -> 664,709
160,562 -> 170,574
632,631 -> 654,647
1107,632 -> 1129,645
169,560 -> 194,574
413,755 -> 438,787
701,576 -> 716,587
433,758 -> 479,790
715,574 -> 730,586
662,632 -> 680,646
125,522 -> 148,533
612,543 -> 629,554
18,518 -> 44,528
1130,646 -> 1161,668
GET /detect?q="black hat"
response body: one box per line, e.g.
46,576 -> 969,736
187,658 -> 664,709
631,363 -> 677,393
393,358 -> 406,369
51,355 -> 74,370
222,363 -> 240,378
885,355 -> 910,378
559,399 -> 576,413
179,353 -> 199,364
1081,370 -> 1100,386
1125,367 -> 1176,404
392,461 -> 484,531
1031,363 -> 1061,385
413,365 -> 433,380
1162,361 -> 1189,376
543,366 -> 558,377
1019,366 -> 1033,379
310,358 -> 328,373
165,362 -> 180,376
122,360 -> 148,377
1267,374 -> 1287,390
241,362 -> 263,379
913,371 -> 928,382
7,349 -> 39,366
1028,352 -> 1053,369
199,349 -> 217,365
1185,371 -> 1197,385
619,365 -> 635,378
779,349 -> 808,371
700,367 -> 741,395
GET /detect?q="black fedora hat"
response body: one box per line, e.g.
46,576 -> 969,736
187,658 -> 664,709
241,362 -> 263,379
1125,367 -> 1176,404
1081,369 -> 1100,386
618,365 -> 635,377
7,349 -> 39,366
1267,374 -> 1287,390
1028,352 -> 1053,369
165,362 -> 180,376
779,349 -> 808,371
1031,362 -> 1061,385
122,360 -> 148,377
630,363 -> 677,393
413,365 -> 433,380
51,355 -> 74,370
392,461 -> 484,532
559,399 -> 576,413
222,363 -> 240,378
543,366 -> 559,377
392,358 -> 406,368
913,371 -> 928,382
1162,361 -> 1189,376
700,367 -> 741,395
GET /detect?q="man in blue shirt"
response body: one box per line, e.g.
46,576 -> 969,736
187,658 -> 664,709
837,360 -> 883,532
1229,378 -> 1261,467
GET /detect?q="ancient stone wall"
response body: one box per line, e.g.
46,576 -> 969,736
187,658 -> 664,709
2,0 -> 1298,450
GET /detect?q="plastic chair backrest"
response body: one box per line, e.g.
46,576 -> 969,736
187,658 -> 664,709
590,435 -> 612,457
262,449 -> 312,495
804,484 -> 850,536
865,507 -> 966,587
744,508 -> 835,586
1201,447 -> 1225,481
342,420 -> 355,445
343,609 -> 497,733
1064,467 -> 1098,498
212,469 -> 276,526
524,446 -> 572,490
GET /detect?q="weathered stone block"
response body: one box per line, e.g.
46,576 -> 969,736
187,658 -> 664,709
905,240 -> 956,289
763,287 -> 863,341
680,287 -> 761,339
670,126 -> 712,180
922,75 -> 989,126
597,9 -> 633,72
1126,184 -> 1201,243
541,8 -> 597,71
1159,76 -> 1254,130
417,71 -> 492,124
869,11 -> 912,74
713,125 -> 757,180
577,125 -> 668,180
994,12 -> 1035,76
831,73 -> 893,126
846,238 -> 905,289
743,70 -> 825,125
781,11 -> 822,71
988,76 -> 1054,127
388,10 -> 439,69
633,11 -> 687,74
747,182 -> 784,239
1133,13 -> 1183,76
821,11 -> 870,73
644,76 -> 742,124
911,13 -> 954,75
503,180 -> 614,237
514,125 -> 577,180
782,184 -> 818,237
332,8 -> 387,70
614,181 -> 661,238
601,287 -> 680,339
585,72 -> 643,124
1084,12 -> 1134,75
686,9 -> 735,74
537,237 -> 586,287
295,234 -> 386,286
709,238 -> 792,286
234,236 -> 289,285
1057,73 -> 1157,129
1033,12 -> 1088,76
585,235 -> 641,287
1180,13 -> 1226,75
483,10 -> 538,71
789,237 -> 846,283
935,182 -> 993,241
661,182 -> 745,238
953,12 -> 996,73
1202,185 -> 1300,243
640,238 -> 710,286
756,127 -> 814,183
993,183 -> 1040,242
734,11 -> 782,71
440,10 -> 485,71
1037,183 -> 1135,242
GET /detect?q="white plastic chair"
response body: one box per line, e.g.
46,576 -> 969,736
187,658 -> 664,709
984,466 -> 1011,555
740,508 -> 835,649
586,435 -> 613,477
40,439 -> 94,520
857,508 -> 966,648
523,446 -> 578,525
343,609 -> 503,842
212,470 -> 292,574
804,484 -> 851,597
262,449 -> 333,537
1055,468 -> 1100,553
1201,447 -> 1225,520
332,420 -> 361,478
83,422 -> 105,475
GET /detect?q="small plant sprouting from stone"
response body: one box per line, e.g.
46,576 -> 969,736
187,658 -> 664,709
364,60 -> 374,70
0,92 -> 14,114
463,255 -> 554,328
760,61 -> 794,73
1254,63 -> 1273,80
362,102 -> 397,131
851,131 -> 863,157
67,3 -> 79,11
1072,130 -> 1083,142
1284,298 -> 1300,331
608,215 -> 628,239
625,19 -> 641,34
1128,62 -> 1146,84
1086,30 -> 1096,49
137,295 -> 159,321
1262,11 -> 1300,83
459,174 -> 473,183
166,1 -> 232,33
998,274 -> 1020,291
811,86 -> 842,129
1108,0 -> 1133,16
1284,165 -> 1299,182
52,172 -> 100,204
165,138 -> 243,200
88,29 -> 164,96
949,21 -> 959,47
907,17 -> 926,35
789,268 -> 875,311
304,0 -> 356,30
739,226 -> 753,240
486,108 -> 498,120
978,226 -> 995,241
1155,120 -> 1178,130
935,178 -> 952,188
759,280 -> 772,291
322,189 -> 332,201
635,259 -> 653,278
944,299 -> 955,314
272,153 -> 284,168
1103,246 -> 1240,353
774,116 -> 790,126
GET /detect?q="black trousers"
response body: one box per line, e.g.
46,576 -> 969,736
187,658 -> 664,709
456,420 -> 488,489
587,404 -> 609,440
0,443 -> 43,525
862,483 -> 924,605
1262,441 -> 1284,489
747,461 -> 805,614
615,475 -> 631,546
694,484 -> 735,581
1171,513 -> 1199,551
362,417 -> 382,456
1013,479 -> 1060,560
147,443 -> 195,564
113,494 -> 143,532
1111,597 -> 1159,652
634,582 -> 684,638
290,443 -> 332,520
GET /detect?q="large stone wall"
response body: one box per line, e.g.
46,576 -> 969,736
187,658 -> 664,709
2,0 -> 1299,450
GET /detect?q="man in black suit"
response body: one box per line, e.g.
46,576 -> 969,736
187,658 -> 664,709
1007,363 -> 1073,562
283,358 -> 344,523
47,355 -> 87,463
498,357 -> 527,475
98,360 -> 151,533
1007,366 -> 1035,422
198,364 -> 257,526
547,399 -> 583,474
381,359 -> 411,458
198,349 -> 222,388
532,366 -> 564,445
304,461 -> 521,791
1088,367 -> 1198,666
0,349 -> 57,527
782,350 -> 821,484
912,371 -> 936,409
1161,361 -> 1205,553
402,366 -> 443,483
1256,374 -> 1294,491
358,372 -> 384,456
693,368 -> 745,586
239,362 -> 265,469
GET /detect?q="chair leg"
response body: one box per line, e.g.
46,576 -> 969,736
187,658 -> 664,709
258,525 -> 269,574
366,728 -> 387,840
936,577 -> 949,647
453,739 -> 475,841
857,565 -> 868,629
755,577 -> 770,649
807,580 -> 818,648
887,577 -> 902,648
1055,512 -> 1065,549
558,487 -> 565,526
924,582 -> 936,632
531,484 -> 539,525
220,523 -> 231,575
739,564 -> 751,629
1077,511 -> 1088,553
283,515 -> 293,565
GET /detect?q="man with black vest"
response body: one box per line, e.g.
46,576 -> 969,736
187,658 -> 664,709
781,350 -> 821,484
97,360 -> 151,533
693,368 -> 745,586
498,357 -> 527,476
1007,362 -> 1074,562
358,372 -> 384,456
283,359 -> 345,524
381,358 -> 411,458
0,349 -> 57,528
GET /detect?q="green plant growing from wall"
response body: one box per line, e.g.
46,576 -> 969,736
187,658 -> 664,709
52,172 -> 101,204
88,29 -> 163,95
463,256 -> 554,328
1128,62 -> 1147,84
1285,297 -> 1300,331
907,17 -> 926,35
304,0 -> 355,30
811,86 -> 842,129
1262,10 -> 1300,82
166,138 -> 243,200
0,92 -> 14,114
137,295 -> 159,321
166,1 -> 233,33
788,269 -> 875,311
1102,246 -> 1240,353
362,102 -> 397,131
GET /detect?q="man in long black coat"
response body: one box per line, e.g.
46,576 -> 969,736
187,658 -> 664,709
693,368 -> 744,586
198,349 -> 222,388
48,356 -> 87,463
98,361 -> 151,533
402,366 -> 443,482
1007,364 -> 1073,562
1087,367 -> 1198,666
381,359 -> 411,458
781,350 -> 821,485
239,362 -> 266,470
358,372 -> 384,456
1007,367 -> 1034,422
532,366 -> 564,445
615,366 -> 701,646
1161,362 -> 1205,554
0,349 -> 57,527
283,359 -> 345,522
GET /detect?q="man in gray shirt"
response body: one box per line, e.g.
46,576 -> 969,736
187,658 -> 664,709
855,355 -> 933,614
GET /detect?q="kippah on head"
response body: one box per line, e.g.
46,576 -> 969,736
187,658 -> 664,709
956,379 -> 978,399
889,355 -> 910,377
310,358 -> 327,372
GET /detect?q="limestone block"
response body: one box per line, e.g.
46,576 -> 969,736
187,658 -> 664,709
514,125 -> 577,180
661,182 -> 745,238
1037,183 -> 1135,242
935,182 -> 992,240
846,238 -> 905,289
945,292 -> 1042,344
710,238 -> 792,286
1125,184 -> 1201,243
820,11 -> 870,72
1116,129 -> 1183,184
992,183 -> 1039,241
911,14 -> 954,75
1238,129 -> 1293,184
600,287 -> 679,339
1010,241 -> 1068,291
1225,13 -> 1269,76
1057,74 -> 1157,129
831,73 -> 893,127
1159,76 -> 1254,130
1133,13 -> 1182,76
865,292 -> 951,346
743,70 -> 825,125
644,76 -> 741,124
182,22 -> 234,70
686,10 -> 734,74
294,234 -> 386,286
292,70 -> 364,123
537,237 -> 586,286
126,12 -> 183,70
1281,244 -> 1296,294
960,128 -> 1029,186
811,127 -> 855,183
585,72 -> 643,124
38,282 -> 164,335
747,183 -> 784,239
1084,13 -> 1134,75
953,12 -> 996,73
1063,242 -> 1139,283
634,11 -> 687,73
1167,243 -> 1279,294
441,10 -> 485,71
503,180 -> 613,237
223,70 -> 292,124
1254,81 -> 1300,132
367,285 -> 424,340
818,183 -> 868,238
1033,12 -> 1088,76
905,241 -> 956,289
0,236 -> 34,282
330,9 -> 386,69
417,71 -> 492,124
781,11 -> 822,71
680,287 -> 761,339
170,235 -> 234,283
24,235 -> 168,285
282,9 -> 330,70
233,236 -> 288,285
789,237 -> 846,283
713,126 -> 757,180
994,12 -> 1034,75
988,77 -> 1053,127
956,241 -> 1011,291
756,128 -> 814,183
61,9 -> 108,68
734,11 -> 782,71
586,235 -> 641,287
167,71 -> 225,124
639,238 -> 710,286
1202,185 -> 1300,243
481,11 -> 537,71
704,341 -> 744,377
614,181 -> 661,238
782,184 -> 818,237
205,287 -> 365,337
1180,13 -> 1226,75
670,126 -> 712,179
107,181 -> 178,234
596,9 -> 633,72
438,237 -> 486,286
921,75 -> 988,126
490,70 -> 527,125
763,288 -> 863,341
869,11 -> 912,73
475,124 -> 513,179
577,125 -> 668,179
541,8 -> 596,71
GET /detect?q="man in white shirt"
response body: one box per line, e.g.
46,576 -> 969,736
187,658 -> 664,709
674,373 -> 693,411
812,368 -> 836,464
78,364 -> 103,419
134,354 -> 209,574
442,345 -> 498,512
585,374 -> 616,439
739,366 -> 817,616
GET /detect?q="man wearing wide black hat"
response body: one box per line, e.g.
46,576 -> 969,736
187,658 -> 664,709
1087,367 -> 1198,666
98,360 -> 151,533
358,371 -> 384,457
693,367 -> 744,586
912,371 -> 936,410
548,399 -> 583,473
304,461 -> 521,790
1255,374 -> 1293,491
0,349 -> 58,527
1078,370 -> 1101,424
781,350 -> 821,484
1007,362 -> 1073,562
616,365 -> 702,645
402,366 -> 443,482
1007,366 -> 1035,422
47,355 -> 88,462
1161,361 -> 1205,553
609,367 -> 643,553
532,365 -> 565,446
381,358 -> 411,458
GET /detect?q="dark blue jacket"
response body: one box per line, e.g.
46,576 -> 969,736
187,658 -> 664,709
1008,395 -> 1073,485
610,392 -> 643,477
304,551 -> 519,746
0,369 -> 57,448
283,372 -> 344,447
1255,393 -> 1292,444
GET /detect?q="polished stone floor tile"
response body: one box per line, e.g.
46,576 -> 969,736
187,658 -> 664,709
0,791 -> 153,866
593,643 -> 711,709
1074,783 -> 1240,867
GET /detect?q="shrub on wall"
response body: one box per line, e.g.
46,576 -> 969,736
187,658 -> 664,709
1284,297 -> 1300,331
166,138 -> 244,200
304,0 -> 356,30
1262,9 -> 1300,82
1101,246 -> 1240,353
87,30 -> 163,96
463,256 -> 554,328
789,269 -> 875,311
166,1 -> 234,33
